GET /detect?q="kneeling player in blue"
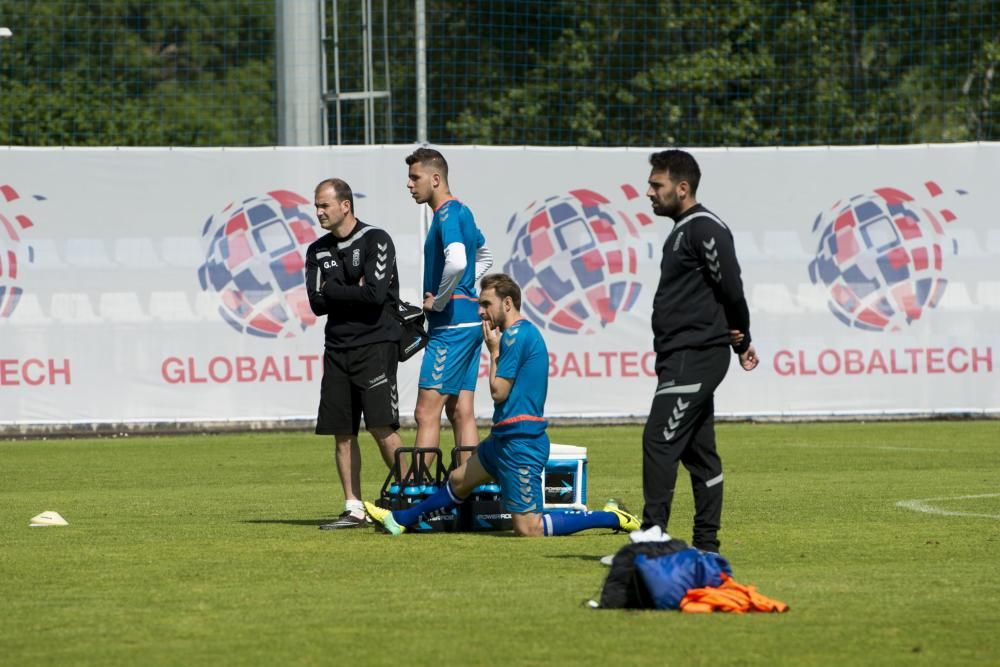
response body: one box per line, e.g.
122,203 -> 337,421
365,273 -> 640,537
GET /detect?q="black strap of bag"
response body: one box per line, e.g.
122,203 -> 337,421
386,294 -> 428,361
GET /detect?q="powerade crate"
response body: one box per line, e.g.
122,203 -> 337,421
543,443 -> 588,511
375,447 -> 457,533
451,446 -> 512,532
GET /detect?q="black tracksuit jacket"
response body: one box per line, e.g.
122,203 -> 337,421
651,204 -> 751,372
304,220 -> 401,350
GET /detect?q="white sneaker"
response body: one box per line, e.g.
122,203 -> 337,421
628,525 -> 672,543
599,554 -> 615,566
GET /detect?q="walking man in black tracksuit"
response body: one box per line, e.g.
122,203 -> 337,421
305,178 -> 405,530
635,150 -> 759,552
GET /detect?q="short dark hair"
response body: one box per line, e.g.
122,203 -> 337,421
649,149 -> 701,194
480,273 -> 521,310
405,147 -> 449,180
315,178 -> 354,213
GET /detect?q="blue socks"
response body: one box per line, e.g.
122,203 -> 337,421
542,510 -> 619,536
393,482 -> 464,527
391,488 -> 621,535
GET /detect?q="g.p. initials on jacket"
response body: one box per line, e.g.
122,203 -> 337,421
304,221 -> 401,350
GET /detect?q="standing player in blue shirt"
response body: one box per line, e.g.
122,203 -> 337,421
405,148 -> 493,461
365,273 -> 640,537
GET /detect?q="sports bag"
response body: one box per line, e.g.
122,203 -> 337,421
596,539 -> 690,609
388,296 -> 429,361
634,548 -> 732,610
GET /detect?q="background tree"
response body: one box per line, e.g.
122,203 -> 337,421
0,0 -> 274,146
0,0 -> 996,147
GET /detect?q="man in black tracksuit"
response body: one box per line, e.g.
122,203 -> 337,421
637,150 -> 759,552
305,178 -> 404,530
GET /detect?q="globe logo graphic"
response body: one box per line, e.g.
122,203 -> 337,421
807,183 -> 961,332
0,185 -> 43,319
503,188 -> 654,335
198,190 -> 320,338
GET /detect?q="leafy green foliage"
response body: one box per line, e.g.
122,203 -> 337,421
0,0 -> 275,146
0,1 -> 997,146
438,1 -> 1000,146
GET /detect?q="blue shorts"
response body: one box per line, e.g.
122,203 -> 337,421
418,324 -> 482,395
475,432 -> 550,514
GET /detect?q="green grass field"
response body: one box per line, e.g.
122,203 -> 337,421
2,422 -> 999,666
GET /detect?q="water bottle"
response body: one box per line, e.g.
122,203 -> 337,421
484,482 -> 502,501
403,483 -> 423,509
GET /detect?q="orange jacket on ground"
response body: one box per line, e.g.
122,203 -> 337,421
680,573 -> 789,614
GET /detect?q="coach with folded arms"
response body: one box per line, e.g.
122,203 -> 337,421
304,178 -> 406,530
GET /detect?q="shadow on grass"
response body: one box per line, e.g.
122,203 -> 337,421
544,554 -> 609,563
239,519 -> 525,533
242,518 -> 331,526
240,521 -> 613,548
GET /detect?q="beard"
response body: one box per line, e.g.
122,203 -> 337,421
651,198 -> 681,220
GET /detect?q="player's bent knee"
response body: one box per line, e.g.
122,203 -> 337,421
448,464 -> 481,498
449,475 -> 476,498
448,464 -> 465,486
511,513 -> 544,537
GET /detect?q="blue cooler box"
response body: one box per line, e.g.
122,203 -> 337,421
542,443 -> 588,511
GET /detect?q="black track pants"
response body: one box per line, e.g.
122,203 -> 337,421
641,346 -> 731,552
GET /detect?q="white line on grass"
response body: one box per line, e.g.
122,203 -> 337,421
782,443 -> 953,453
896,493 -> 1000,520
873,446 -> 952,453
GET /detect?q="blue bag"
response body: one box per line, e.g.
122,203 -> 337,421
633,548 -> 733,610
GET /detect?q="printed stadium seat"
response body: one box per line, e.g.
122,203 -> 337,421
761,231 -> 810,261
939,281 -> 981,312
731,231 -> 765,264
794,282 -> 830,313
3,293 -> 50,325
974,281 -> 1000,310
49,292 -> 102,324
161,236 -> 205,268
149,291 -> 201,323
98,292 -> 152,323
63,238 -> 114,269
113,237 -> 165,269
751,283 -> 802,314
193,290 -> 223,321
24,238 -> 62,270
944,229 -> 986,259
985,230 -> 1000,257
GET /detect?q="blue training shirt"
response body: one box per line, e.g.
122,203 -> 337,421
491,319 -> 549,437
423,199 -> 485,329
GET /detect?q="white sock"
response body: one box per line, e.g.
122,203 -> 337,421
345,499 -> 365,515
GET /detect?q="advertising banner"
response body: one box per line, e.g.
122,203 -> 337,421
1,144 -> 998,428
